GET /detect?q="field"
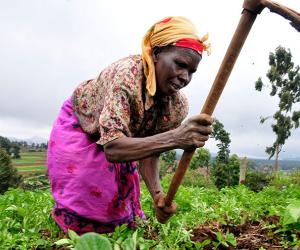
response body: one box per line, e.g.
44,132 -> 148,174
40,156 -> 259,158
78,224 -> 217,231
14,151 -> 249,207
0,172 -> 300,249
12,151 -> 47,175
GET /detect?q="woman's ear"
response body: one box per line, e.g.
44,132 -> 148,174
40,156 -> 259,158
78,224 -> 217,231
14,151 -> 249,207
152,47 -> 161,63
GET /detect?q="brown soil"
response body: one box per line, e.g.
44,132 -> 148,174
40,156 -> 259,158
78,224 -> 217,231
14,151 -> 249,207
40,229 -> 69,250
18,170 -> 47,175
191,216 -> 286,250
142,218 -> 160,242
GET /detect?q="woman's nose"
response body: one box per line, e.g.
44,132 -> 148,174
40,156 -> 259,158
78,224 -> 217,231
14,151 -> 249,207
178,70 -> 190,85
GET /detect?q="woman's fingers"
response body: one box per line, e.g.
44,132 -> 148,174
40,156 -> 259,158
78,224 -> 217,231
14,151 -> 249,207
189,114 -> 214,126
154,193 -> 165,208
163,202 -> 177,214
155,208 -> 173,223
173,113 -> 214,150
153,193 -> 177,223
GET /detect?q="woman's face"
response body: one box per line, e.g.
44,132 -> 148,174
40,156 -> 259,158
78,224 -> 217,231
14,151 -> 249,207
153,46 -> 201,96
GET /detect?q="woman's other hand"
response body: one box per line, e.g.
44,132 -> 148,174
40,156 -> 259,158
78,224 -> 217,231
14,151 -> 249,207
172,113 -> 213,151
153,191 -> 177,224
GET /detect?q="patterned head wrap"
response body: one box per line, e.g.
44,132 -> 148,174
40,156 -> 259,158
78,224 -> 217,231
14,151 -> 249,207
142,16 -> 210,98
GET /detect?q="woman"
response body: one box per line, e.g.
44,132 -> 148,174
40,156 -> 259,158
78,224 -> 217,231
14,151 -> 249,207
47,16 -> 213,234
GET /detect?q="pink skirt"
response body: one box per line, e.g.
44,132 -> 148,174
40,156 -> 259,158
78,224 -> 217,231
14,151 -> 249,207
47,97 -> 144,234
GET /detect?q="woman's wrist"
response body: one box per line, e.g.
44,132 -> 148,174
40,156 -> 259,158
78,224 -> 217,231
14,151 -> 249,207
150,187 -> 163,199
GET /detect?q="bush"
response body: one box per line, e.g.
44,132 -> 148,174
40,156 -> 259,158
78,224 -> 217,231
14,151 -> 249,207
289,171 -> 300,185
0,148 -> 22,193
189,148 -> 211,170
244,171 -> 273,192
183,169 -> 216,188
269,171 -> 300,189
211,154 -> 240,189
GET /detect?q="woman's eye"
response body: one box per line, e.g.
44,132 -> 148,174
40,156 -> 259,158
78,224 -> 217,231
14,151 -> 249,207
176,61 -> 187,68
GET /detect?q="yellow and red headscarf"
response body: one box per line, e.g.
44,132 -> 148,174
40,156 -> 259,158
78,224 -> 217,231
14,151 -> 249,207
142,16 -> 210,99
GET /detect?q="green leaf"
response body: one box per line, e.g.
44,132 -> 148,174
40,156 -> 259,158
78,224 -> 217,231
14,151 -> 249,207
132,230 -> 138,246
283,200 -> 300,225
75,233 -> 112,250
68,229 -> 80,242
225,232 -> 237,246
114,242 -> 121,250
55,238 -> 72,246
122,237 -> 135,250
36,238 -> 47,246
5,205 -> 18,211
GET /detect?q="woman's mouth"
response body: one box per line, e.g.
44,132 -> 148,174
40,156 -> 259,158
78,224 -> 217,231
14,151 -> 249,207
171,82 -> 183,91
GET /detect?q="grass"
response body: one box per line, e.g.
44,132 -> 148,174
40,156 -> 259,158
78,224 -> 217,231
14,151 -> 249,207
17,166 -> 47,172
12,151 -> 47,175
1,179 -> 300,249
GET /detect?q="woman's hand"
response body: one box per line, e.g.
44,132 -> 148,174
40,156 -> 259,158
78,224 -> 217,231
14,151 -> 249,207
153,191 -> 177,224
172,113 -> 213,151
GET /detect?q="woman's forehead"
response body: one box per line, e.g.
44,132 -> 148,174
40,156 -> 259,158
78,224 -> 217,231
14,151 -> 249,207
171,46 -> 202,63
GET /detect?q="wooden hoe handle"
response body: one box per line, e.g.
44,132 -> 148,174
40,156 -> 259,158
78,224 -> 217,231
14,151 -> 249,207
165,1 -> 263,207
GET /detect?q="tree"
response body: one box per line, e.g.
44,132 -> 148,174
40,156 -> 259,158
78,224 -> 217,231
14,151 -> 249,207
255,46 -> 300,172
0,148 -> 22,193
190,148 -> 211,170
210,119 -> 240,189
211,119 -> 231,164
40,143 -> 48,150
10,144 -> 21,159
212,154 -> 240,189
0,136 -> 11,155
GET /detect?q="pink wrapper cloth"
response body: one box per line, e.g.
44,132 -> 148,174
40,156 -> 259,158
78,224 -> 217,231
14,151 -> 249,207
47,97 -> 144,234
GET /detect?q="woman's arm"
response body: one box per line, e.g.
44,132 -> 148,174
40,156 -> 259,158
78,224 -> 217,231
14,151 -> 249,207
103,113 -> 213,163
104,130 -> 176,163
139,155 -> 177,223
139,155 -> 162,198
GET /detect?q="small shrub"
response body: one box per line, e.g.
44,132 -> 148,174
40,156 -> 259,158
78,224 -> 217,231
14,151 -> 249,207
182,169 -> 216,188
245,171 -> 273,192
269,171 -> 300,189
0,148 -> 22,193
211,154 -> 240,189
189,148 -> 211,170
288,171 -> 300,186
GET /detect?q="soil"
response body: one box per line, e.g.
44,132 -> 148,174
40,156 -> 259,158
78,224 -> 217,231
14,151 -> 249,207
18,170 -> 46,175
40,229 -> 69,250
191,216 -> 287,250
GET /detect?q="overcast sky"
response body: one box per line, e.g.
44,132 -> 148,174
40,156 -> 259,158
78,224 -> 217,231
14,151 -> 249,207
1,0 -> 299,159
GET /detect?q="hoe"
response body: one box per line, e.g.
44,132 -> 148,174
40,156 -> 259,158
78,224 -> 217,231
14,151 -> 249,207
164,0 -> 300,220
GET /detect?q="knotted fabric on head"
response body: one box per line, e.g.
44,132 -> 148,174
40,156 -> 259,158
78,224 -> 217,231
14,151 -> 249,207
142,16 -> 210,98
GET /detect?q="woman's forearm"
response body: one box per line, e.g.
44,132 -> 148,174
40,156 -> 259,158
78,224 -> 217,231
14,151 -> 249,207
103,113 -> 213,163
103,130 -> 177,162
138,156 -> 162,198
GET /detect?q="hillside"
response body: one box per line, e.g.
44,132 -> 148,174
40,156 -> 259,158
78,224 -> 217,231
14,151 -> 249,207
249,158 -> 300,171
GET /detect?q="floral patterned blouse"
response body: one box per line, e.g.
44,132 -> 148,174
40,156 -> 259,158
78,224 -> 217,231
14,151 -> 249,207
72,55 -> 189,145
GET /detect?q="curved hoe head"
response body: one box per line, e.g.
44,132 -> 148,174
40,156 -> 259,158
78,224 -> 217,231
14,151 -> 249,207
243,0 -> 300,32
264,0 -> 300,32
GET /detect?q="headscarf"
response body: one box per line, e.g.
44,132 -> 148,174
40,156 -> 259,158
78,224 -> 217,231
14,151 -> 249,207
142,16 -> 210,99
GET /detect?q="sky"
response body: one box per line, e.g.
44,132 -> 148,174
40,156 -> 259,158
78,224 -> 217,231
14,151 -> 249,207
0,0 -> 299,159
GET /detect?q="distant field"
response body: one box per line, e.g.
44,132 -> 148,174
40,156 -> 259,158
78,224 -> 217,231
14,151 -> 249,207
12,151 -> 47,175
